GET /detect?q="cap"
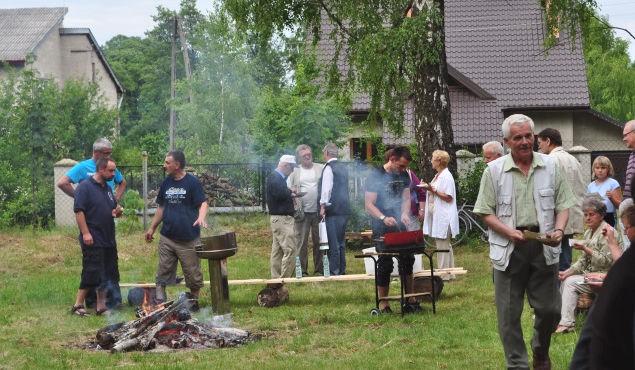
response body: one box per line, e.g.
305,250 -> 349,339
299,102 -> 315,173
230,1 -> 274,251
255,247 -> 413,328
279,154 -> 297,166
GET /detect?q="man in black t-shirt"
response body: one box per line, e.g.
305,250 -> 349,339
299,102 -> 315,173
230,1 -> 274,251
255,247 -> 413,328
71,158 -> 123,316
145,151 -> 208,308
365,146 -> 420,313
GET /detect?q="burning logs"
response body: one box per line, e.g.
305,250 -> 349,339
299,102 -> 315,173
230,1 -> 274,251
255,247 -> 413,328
93,293 -> 255,352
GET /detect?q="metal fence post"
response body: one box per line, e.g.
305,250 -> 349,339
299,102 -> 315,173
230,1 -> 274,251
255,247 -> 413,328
260,159 -> 266,211
142,151 -> 148,230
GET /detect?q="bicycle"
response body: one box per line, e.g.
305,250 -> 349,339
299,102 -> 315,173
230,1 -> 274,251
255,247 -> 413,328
452,202 -> 488,246
423,201 -> 488,247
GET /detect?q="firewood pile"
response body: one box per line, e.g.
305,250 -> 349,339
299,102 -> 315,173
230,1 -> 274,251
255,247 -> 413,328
145,172 -> 260,208
91,294 -> 255,352
195,172 -> 259,207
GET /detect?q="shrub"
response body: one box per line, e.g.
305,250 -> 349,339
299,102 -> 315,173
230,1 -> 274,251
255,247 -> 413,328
458,160 -> 486,205
118,190 -> 145,234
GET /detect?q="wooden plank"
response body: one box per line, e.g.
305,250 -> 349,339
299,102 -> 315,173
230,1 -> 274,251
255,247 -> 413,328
120,268 -> 467,288
379,292 -> 431,301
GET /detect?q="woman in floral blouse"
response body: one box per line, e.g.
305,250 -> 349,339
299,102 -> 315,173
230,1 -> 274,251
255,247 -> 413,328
555,195 -> 623,333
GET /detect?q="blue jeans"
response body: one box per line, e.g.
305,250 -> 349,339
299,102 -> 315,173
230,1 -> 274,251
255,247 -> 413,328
326,215 -> 348,275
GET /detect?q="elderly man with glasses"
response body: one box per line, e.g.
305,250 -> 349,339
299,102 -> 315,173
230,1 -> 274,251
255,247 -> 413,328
288,144 -> 324,275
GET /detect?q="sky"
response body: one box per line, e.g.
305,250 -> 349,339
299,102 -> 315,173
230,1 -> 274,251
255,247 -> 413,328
0,0 -> 634,58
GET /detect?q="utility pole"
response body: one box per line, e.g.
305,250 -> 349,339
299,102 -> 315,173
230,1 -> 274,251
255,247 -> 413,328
169,16 -> 177,151
168,15 -> 193,151
176,16 -> 193,102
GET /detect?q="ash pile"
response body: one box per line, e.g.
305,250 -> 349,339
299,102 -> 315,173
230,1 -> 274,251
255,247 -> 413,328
90,293 -> 256,353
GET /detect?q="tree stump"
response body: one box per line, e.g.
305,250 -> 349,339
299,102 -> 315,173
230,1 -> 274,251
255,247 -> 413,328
413,276 -> 444,302
257,285 -> 289,307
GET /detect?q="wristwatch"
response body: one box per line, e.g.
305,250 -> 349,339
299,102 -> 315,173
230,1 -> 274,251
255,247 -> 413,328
380,215 -> 386,221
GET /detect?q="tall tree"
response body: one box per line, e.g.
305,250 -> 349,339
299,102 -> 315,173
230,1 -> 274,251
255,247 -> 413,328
225,0 -> 598,178
582,13 -> 635,122
174,6 -> 260,162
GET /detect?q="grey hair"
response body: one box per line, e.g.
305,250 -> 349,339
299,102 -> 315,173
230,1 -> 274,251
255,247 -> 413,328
502,114 -> 535,139
582,193 -> 607,217
296,144 -> 312,157
482,141 -> 504,155
619,198 -> 634,218
323,142 -> 338,157
93,138 -> 113,152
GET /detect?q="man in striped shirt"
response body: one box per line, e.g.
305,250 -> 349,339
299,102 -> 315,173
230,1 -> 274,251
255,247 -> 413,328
622,120 -> 635,200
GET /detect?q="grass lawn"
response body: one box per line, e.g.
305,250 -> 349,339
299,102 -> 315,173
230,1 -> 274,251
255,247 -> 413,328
0,213 -> 581,369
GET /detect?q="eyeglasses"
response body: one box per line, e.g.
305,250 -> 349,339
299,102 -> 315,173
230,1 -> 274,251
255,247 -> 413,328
623,130 -> 635,139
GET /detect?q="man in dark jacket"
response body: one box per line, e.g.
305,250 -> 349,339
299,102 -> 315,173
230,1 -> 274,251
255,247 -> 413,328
266,155 -> 298,278
318,143 -> 351,275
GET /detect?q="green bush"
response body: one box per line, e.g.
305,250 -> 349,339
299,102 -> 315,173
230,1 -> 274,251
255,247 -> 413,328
118,190 -> 144,234
458,159 -> 486,205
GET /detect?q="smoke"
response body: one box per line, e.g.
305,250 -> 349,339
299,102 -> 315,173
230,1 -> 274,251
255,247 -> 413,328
194,307 -> 234,328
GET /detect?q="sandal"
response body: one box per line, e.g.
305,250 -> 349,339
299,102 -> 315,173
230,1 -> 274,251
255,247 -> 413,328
379,306 -> 393,314
95,308 -> 111,316
71,305 -> 90,317
555,325 -> 574,334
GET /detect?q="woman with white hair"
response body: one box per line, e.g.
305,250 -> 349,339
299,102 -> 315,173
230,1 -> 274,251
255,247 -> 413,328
422,150 -> 459,279
555,194 -> 623,333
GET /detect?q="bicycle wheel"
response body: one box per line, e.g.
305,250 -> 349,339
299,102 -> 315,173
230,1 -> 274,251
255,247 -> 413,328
451,215 -> 471,247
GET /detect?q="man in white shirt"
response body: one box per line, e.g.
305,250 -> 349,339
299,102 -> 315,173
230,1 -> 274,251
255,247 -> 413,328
537,128 -> 586,271
318,143 -> 350,275
288,145 -> 324,275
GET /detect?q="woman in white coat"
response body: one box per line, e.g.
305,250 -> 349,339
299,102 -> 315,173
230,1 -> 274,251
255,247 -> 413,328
422,150 -> 459,279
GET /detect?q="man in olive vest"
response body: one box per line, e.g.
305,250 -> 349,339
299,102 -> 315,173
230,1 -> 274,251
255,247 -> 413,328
318,143 -> 350,275
474,114 -> 575,370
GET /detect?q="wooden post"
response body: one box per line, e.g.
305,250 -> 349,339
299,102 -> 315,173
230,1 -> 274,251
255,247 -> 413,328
142,151 -> 148,230
208,258 -> 231,315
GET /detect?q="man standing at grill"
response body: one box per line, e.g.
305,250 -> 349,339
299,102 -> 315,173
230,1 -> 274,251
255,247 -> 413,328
365,146 -> 420,313
266,155 -> 298,278
318,143 -> 350,276
58,137 -> 126,309
71,158 -> 123,316
474,114 -> 575,370
145,151 -> 207,310
537,128 -> 586,271
288,144 -> 324,275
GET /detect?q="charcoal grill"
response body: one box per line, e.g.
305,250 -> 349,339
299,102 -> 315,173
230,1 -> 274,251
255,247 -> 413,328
355,230 -> 448,316
196,232 -> 238,315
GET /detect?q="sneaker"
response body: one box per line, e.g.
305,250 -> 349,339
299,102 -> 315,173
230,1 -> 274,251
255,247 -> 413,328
403,302 -> 423,314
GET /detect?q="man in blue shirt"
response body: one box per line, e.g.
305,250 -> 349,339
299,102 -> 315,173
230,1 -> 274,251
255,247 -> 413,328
145,151 -> 208,310
71,158 -> 123,316
57,138 -> 127,201
58,138 -> 126,309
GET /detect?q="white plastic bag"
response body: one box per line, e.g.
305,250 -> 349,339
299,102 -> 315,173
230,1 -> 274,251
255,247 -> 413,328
319,218 -> 329,250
